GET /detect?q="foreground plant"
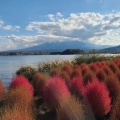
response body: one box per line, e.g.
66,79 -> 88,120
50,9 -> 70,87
33,72 -> 49,97
110,95 -> 120,120
44,77 -> 70,109
0,105 -> 35,120
83,80 -> 111,119
57,96 -> 84,120
70,76 -> 84,98
0,80 -> 4,101
9,75 -> 34,95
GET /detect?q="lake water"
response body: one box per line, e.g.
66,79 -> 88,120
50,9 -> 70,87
0,55 -> 76,87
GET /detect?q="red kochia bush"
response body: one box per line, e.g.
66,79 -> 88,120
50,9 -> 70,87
70,77 -> 84,98
105,75 -> 120,101
44,77 -> 70,109
50,68 -> 61,77
9,75 -> 34,95
83,80 -> 111,118
33,72 -> 49,97
89,63 -> 99,72
110,95 -> 120,120
62,64 -> 72,75
0,80 -> 4,101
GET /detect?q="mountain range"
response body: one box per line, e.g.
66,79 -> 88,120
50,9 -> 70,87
0,40 -> 112,53
99,45 -> 120,53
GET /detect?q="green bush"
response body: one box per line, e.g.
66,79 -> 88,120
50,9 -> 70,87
16,66 -> 37,83
74,54 -> 120,65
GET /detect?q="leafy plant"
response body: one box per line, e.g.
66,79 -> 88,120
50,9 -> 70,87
83,80 -> 111,118
16,66 -> 37,83
9,75 -> 34,95
44,77 -> 70,109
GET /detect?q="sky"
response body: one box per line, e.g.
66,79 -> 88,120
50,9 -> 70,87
0,0 -> 120,51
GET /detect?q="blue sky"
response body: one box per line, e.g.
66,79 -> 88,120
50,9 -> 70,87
0,0 -> 120,51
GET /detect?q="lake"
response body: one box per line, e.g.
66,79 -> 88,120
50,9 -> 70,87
0,55 -> 76,87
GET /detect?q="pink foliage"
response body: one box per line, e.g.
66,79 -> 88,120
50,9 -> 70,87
97,61 -> 107,68
62,64 -> 73,75
44,77 -> 70,109
9,75 -> 34,95
70,76 -> 84,97
83,80 -> 111,118
89,63 -> 99,72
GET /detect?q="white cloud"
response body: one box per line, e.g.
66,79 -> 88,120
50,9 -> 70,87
56,12 -> 63,17
48,14 -> 55,21
0,19 -> 20,31
26,12 -> 120,45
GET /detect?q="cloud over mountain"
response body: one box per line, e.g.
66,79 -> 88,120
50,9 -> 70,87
0,12 -> 120,51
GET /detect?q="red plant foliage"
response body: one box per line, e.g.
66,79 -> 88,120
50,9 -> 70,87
0,80 -> 4,101
110,95 -> 120,120
97,61 -> 107,68
81,65 -> 90,75
50,68 -> 61,77
83,80 -> 111,118
73,64 -> 81,69
9,75 -> 34,95
89,63 -> 99,72
115,71 -> 120,81
80,63 -> 88,68
96,69 -> 107,82
105,75 -> 120,101
83,70 -> 97,85
33,72 -> 49,97
108,62 -> 120,73
44,77 -> 70,109
103,66 -> 114,75
71,68 -> 83,79
60,71 -> 71,87
70,76 -> 84,98
62,64 -> 73,75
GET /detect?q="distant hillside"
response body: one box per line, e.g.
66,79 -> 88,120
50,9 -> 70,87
99,45 -> 120,53
1,40 -> 111,53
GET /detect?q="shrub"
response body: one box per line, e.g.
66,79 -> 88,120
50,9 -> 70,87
108,62 -> 120,73
71,68 -> 83,79
60,71 -> 71,87
73,64 -> 81,70
0,80 -> 4,101
110,95 -> 120,120
44,77 -> 70,109
5,87 -> 33,109
103,66 -> 114,75
115,71 -> 120,81
83,80 -> 111,118
89,63 -> 99,73
96,69 -> 107,82
62,64 -> 73,75
81,65 -> 90,75
57,96 -> 84,120
38,60 -> 74,73
70,77 -> 84,98
33,72 -> 49,97
50,68 -> 61,77
105,75 -> 120,101
97,61 -> 107,68
0,105 -> 35,120
9,75 -> 34,95
16,66 -> 37,83
83,70 -> 97,85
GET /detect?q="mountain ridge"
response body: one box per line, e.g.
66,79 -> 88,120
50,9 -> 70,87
0,40 -> 112,53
